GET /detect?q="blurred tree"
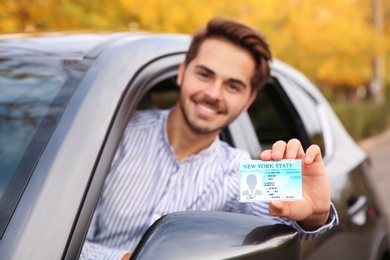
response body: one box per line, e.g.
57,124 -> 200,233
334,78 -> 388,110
386,0 -> 390,89
250,1 -> 375,92
0,0 -> 388,101
369,0 -> 385,104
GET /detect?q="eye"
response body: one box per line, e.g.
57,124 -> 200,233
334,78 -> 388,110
197,70 -> 210,80
227,82 -> 244,93
227,84 -> 239,92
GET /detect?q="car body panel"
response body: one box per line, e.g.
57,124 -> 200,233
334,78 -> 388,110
0,33 -> 190,259
132,211 -> 300,260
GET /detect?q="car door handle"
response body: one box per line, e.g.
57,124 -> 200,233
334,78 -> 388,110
347,195 -> 368,225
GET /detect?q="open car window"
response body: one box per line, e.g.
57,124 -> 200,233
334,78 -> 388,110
138,75 -> 325,156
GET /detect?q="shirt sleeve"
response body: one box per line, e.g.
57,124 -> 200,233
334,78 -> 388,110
288,203 -> 339,240
79,241 -> 129,260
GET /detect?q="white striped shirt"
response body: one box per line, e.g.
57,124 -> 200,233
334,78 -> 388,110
80,109 -> 337,260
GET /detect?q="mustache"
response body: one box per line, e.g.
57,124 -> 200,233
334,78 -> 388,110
192,94 -> 227,114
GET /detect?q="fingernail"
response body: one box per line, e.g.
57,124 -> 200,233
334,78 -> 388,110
305,155 -> 312,163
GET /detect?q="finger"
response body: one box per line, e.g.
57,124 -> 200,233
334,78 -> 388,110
260,149 -> 272,160
268,201 -> 290,218
286,139 -> 305,159
270,140 -> 287,160
303,144 -> 322,164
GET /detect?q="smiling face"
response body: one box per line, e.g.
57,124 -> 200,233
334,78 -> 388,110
176,38 -> 257,135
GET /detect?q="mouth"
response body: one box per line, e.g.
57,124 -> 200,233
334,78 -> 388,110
198,104 -> 218,115
190,95 -> 226,119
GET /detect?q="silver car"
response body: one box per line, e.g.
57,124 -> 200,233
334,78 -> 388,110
0,32 -> 389,259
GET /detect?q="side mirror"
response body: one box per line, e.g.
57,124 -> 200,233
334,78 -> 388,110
131,211 -> 300,260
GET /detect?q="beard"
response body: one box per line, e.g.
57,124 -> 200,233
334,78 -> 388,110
178,93 -> 230,135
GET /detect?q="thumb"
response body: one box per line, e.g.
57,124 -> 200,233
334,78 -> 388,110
268,200 -> 290,218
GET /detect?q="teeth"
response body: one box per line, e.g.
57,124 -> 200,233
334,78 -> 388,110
199,104 -> 217,114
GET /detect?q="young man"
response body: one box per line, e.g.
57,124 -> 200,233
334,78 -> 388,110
80,17 -> 337,259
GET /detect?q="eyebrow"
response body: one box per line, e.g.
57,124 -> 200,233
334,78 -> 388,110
195,65 -> 248,89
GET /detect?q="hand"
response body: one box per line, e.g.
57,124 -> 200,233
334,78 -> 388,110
260,139 -> 330,231
121,252 -> 132,260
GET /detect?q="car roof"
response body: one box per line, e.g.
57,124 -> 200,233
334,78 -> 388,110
0,32 -> 167,59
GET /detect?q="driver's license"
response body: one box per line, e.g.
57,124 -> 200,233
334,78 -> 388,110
239,160 -> 302,202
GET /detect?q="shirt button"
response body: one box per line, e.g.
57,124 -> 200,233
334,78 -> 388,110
170,175 -> 177,182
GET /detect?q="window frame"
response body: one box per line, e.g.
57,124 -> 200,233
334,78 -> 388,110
67,53 -> 186,259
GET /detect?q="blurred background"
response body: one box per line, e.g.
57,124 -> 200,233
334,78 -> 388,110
1,0 -> 389,141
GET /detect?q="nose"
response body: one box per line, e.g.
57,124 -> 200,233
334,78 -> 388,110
204,80 -> 223,99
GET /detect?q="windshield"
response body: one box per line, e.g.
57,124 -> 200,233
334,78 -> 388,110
0,58 -> 87,237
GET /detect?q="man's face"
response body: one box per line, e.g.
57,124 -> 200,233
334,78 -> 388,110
176,38 -> 257,135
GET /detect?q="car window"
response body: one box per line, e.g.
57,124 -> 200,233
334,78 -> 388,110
247,78 -> 324,153
146,77 -> 179,110
0,59 -> 86,237
275,76 -> 326,155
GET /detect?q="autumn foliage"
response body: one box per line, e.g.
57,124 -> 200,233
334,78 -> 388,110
0,0 -> 389,92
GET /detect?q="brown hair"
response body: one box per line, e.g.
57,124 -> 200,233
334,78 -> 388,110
185,17 -> 272,93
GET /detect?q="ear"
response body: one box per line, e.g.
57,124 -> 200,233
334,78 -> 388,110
244,92 -> 257,111
176,63 -> 186,87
